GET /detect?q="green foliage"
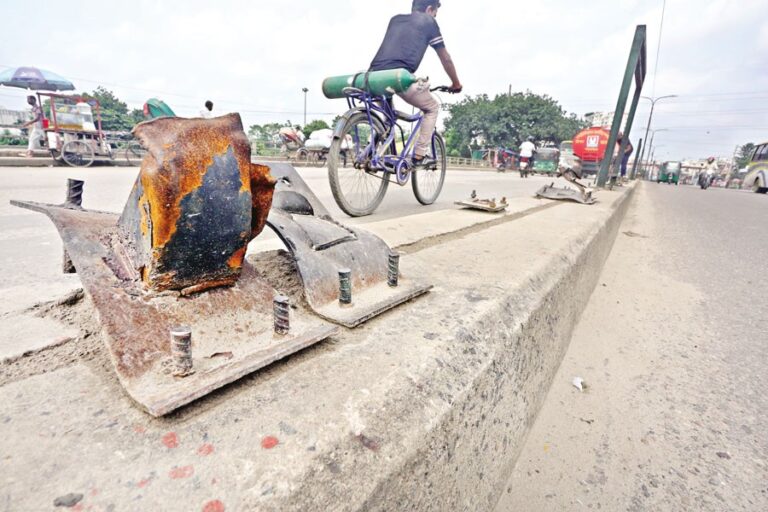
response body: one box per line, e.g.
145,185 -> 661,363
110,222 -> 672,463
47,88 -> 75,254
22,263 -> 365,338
735,142 -> 756,169
302,119 -> 330,139
80,86 -> 135,132
248,122 -> 284,141
443,92 -> 586,158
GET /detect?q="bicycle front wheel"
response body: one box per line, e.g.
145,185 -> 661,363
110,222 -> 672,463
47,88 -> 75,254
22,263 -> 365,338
126,141 -> 147,166
328,113 -> 390,217
412,132 -> 447,205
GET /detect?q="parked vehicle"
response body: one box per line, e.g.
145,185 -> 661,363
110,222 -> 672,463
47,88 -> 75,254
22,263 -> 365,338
658,161 -> 681,185
532,147 -> 560,175
743,141 -> 768,194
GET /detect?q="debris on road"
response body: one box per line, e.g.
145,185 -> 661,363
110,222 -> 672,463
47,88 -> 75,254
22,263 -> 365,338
454,189 -> 509,212
572,377 -> 586,391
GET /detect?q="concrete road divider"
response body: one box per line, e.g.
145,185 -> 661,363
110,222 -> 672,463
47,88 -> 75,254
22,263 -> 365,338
0,184 -> 635,511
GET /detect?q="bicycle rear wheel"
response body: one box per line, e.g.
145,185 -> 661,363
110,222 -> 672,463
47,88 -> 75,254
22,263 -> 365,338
328,113 -> 390,217
412,132 -> 447,205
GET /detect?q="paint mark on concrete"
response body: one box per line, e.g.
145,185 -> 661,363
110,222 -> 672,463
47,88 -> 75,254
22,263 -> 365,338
169,465 -> 195,479
203,500 -> 225,512
133,425 -> 146,434
162,432 -> 179,449
137,478 -> 152,489
261,436 -> 279,449
354,433 -> 380,452
198,443 -> 215,456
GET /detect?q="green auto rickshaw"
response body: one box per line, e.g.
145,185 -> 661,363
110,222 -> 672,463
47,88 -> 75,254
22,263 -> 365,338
658,161 -> 681,185
533,147 -> 560,175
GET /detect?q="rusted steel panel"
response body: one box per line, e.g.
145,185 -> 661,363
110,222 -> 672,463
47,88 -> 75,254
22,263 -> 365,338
119,114 -> 275,293
264,163 -> 432,328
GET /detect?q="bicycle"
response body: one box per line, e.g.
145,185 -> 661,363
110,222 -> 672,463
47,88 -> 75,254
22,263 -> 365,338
327,84 -> 458,217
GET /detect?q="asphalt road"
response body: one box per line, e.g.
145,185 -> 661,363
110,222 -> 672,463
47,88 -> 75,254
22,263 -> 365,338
0,165 -> 554,312
500,182 -> 768,511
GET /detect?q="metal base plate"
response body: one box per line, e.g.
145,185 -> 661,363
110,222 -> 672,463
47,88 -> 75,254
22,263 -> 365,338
10,200 -> 338,417
535,184 -> 596,205
263,163 -> 432,328
454,199 -> 508,213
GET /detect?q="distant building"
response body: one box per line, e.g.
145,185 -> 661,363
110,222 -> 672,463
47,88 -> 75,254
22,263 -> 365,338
0,106 -> 29,127
584,111 -> 629,129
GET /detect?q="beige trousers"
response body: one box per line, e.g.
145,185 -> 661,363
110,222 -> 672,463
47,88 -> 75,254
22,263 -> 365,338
397,80 -> 439,158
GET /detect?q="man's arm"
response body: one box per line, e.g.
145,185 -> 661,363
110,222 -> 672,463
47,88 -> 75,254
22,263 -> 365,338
435,47 -> 462,91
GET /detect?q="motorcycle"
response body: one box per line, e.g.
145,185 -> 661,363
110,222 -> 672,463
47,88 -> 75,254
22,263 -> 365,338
519,156 -> 531,178
698,173 -> 712,190
496,148 -> 516,173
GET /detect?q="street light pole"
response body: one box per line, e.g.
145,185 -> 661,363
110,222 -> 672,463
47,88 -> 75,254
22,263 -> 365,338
302,87 -> 309,127
642,128 -> 668,178
638,95 -> 676,177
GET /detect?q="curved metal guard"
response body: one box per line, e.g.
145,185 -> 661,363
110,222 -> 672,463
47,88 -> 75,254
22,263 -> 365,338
264,163 -> 432,328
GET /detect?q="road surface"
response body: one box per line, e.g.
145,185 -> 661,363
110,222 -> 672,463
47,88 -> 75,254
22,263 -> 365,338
499,182 -> 768,511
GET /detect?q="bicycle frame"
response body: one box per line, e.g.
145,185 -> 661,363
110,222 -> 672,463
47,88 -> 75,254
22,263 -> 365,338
342,89 -> 425,175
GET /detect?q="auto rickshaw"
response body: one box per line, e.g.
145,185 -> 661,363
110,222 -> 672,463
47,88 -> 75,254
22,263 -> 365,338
658,161 -> 681,185
532,147 -> 560,175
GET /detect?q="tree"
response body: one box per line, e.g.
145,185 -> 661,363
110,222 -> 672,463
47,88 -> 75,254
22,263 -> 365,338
302,119 -> 330,139
81,86 -> 134,132
443,92 -> 586,158
735,142 -> 756,169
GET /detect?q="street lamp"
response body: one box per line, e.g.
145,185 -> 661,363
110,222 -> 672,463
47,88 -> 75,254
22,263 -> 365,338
302,87 -> 309,127
638,95 -> 676,177
644,128 -> 668,176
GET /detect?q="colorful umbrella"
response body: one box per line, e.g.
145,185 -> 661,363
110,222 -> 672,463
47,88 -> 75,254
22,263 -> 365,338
0,66 -> 75,91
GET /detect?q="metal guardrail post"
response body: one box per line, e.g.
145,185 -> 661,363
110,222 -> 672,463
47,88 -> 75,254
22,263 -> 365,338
630,138 -> 643,180
597,25 -> 647,188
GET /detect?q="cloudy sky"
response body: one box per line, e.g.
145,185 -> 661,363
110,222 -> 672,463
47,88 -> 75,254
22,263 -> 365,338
1,0 -> 767,161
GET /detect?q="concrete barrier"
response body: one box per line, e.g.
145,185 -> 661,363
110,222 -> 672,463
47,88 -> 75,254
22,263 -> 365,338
0,184 -> 635,511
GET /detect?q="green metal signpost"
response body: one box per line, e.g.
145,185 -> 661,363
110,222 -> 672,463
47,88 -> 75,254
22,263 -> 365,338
597,25 -> 647,188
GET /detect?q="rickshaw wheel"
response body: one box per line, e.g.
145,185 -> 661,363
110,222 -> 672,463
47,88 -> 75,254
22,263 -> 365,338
61,140 -> 95,168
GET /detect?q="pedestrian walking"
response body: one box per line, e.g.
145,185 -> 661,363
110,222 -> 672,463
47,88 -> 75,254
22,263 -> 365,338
21,95 -> 44,158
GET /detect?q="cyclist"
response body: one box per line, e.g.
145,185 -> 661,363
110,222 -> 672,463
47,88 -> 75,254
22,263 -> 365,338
369,0 -> 462,168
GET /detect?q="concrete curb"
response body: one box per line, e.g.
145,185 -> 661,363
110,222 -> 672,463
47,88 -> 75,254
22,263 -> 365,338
268,185 -> 637,511
0,184 -> 636,511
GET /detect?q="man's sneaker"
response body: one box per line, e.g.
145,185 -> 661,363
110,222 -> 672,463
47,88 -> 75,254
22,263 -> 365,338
412,156 -> 437,170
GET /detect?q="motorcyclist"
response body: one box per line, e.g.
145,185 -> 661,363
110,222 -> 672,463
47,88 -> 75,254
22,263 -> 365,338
699,156 -> 718,187
519,136 -> 536,168
369,0 -> 463,169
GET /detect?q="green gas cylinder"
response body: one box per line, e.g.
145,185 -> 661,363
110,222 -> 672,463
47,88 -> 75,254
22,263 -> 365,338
322,69 -> 417,99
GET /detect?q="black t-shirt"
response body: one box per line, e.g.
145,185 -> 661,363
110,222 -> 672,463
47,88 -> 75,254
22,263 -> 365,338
370,12 -> 445,73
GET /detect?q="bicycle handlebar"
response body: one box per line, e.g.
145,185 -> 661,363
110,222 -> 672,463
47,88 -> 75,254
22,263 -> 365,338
430,86 -> 462,94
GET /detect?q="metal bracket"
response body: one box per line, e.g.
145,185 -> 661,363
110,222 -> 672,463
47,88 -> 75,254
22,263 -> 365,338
535,182 -> 596,205
11,196 -> 338,418
454,190 -> 508,213
263,163 -> 432,328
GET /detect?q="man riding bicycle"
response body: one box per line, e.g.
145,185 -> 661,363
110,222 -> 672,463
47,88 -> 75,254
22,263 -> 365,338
369,0 -> 462,168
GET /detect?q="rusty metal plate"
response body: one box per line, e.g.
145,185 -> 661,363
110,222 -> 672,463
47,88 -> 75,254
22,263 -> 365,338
118,114 -> 276,294
454,192 -> 508,213
263,163 -> 432,328
10,200 -> 337,417
535,184 -> 596,205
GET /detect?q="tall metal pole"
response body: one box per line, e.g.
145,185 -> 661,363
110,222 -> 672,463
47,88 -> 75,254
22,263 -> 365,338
302,87 -> 309,127
638,95 -> 676,175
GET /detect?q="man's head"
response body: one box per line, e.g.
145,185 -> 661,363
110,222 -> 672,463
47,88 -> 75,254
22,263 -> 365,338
204,100 -> 213,111
412,0 -> 440,16
527,136 -> 534,142
27,95 -> 36,106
